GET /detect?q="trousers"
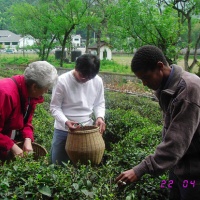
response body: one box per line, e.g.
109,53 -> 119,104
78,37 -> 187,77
50,129 -> 70,166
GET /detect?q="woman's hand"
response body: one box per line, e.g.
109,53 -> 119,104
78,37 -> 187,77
11,143 -> 23,157
23,138 -> 33,153
95,117 -> 106,134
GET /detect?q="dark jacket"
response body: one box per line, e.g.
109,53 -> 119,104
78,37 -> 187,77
133,65 -> 200,180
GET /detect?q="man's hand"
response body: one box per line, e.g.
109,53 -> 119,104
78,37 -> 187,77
65,120 -> 81,130
115,169 -> 138,186
95,117 -> 106,134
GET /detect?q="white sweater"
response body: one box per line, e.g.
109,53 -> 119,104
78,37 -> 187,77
50,70 -> 105,131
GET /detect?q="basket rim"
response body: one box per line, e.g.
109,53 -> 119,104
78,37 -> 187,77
68,125 -> 100,134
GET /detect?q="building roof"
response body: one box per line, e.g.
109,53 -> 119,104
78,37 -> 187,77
71,34 -> 82,39
0,30 -> 21,42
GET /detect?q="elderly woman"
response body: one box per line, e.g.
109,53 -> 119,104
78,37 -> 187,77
0,61 -> 58,162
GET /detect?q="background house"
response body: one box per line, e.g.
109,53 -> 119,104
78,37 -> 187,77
19,35 -> 36,48
71,34 -> 82,47
88,41 -> 112,60
0,30 -> 21,49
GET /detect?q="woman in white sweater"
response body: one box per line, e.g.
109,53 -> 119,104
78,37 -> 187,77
50,54 -> 106,165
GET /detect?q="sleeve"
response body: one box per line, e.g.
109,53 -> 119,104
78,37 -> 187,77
133,99 -> 200,178
93,78 -> 105,120
0,93 -> 15,151
50,78 -> 68,127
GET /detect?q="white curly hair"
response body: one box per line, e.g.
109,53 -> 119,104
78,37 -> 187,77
24,61 -> 58,89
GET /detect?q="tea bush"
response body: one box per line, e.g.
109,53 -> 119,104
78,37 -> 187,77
1,158 -> 117,200
0,68 -> 24,77
105,92 -> 162,124
104,108 -> 152,150
104,124 -> 168,200
32,103 -> 54,152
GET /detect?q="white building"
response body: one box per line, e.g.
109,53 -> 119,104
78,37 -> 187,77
0,30 -> 21,49
0,30 -> 36,50
71,34 -> 81,47
19,35 -> 36,48
88,41 -> 112,60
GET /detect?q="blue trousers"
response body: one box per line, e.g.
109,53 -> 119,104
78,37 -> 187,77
169,171 -> 200,200
50,129 -> 70,165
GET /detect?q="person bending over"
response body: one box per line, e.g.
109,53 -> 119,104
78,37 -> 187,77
0,61 -> 58,162
116,45 -> 200,200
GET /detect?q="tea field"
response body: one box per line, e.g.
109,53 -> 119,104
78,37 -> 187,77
0,75 -> 169,199
0,59 -> 174,199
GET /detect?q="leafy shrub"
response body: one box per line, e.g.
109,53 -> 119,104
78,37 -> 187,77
104,108 -> 152,150
105,127 -> 168,200
105,92 -> 162,124
32,104 -> 54,152
1,155 -> 168,200
1,156 -> 139,200
0,68 -> 24,77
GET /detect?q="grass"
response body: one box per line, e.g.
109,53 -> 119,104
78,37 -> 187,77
0,53 -> 131,74
0,52 -> 199,74
112,53 -> 200,73
112,54 -> 133,67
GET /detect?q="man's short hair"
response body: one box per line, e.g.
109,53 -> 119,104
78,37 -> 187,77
131,45 -> 168,73
75,54 -> 100,79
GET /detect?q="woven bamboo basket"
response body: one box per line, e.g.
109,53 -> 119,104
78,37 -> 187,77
65,126 -> 105,165
7,142 -> 47,161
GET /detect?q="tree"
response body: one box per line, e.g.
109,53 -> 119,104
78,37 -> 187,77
9,0 -> 97,66
0,0 -> 39,30
50,0 -> 95,66
163,0 -> 200,71
107,0 -> 181,64
9,1 -> 57,60
89,0 -> 109,57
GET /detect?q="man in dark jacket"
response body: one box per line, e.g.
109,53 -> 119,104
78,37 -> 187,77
116,45 -> 200,200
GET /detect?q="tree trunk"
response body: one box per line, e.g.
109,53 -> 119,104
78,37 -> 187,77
60,25 -> 76,67
60,33 -> 68,67
85,25 -> 90,53
184,16 -> 191,71
189,33 -> 200,71
96,29 -> 101,58
45,35 -> 56,60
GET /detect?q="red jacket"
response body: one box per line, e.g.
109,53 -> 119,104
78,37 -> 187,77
0,75 -> 44,161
